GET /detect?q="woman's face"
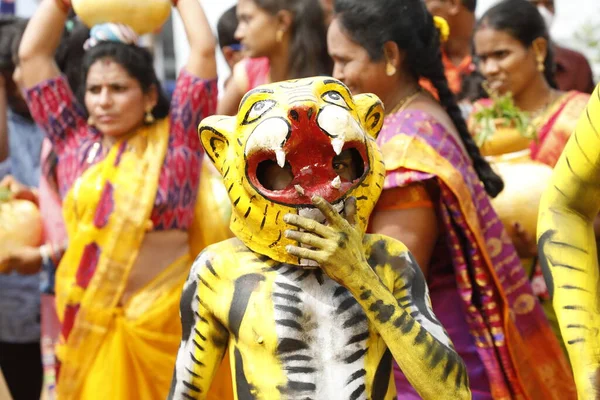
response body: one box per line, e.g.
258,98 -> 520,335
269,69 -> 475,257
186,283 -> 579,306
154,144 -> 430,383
327,18 -> 390,99
473,26 -> 540,98
84,58 -> 156,138
235,0 -> 281,58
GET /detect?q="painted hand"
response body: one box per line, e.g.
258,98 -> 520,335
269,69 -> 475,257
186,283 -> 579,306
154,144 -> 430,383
284,196 -> 370,285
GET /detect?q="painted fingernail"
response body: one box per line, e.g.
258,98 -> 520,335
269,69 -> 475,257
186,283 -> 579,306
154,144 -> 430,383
284,230 -> 292,238
283,214 -> 292,223
285,245 -> 294,252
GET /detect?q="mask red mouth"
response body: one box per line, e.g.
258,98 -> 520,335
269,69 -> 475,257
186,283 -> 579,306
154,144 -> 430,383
246,104 -> 369,206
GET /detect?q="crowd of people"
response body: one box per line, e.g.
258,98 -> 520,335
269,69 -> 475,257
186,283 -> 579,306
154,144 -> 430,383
0,0 -> 596,398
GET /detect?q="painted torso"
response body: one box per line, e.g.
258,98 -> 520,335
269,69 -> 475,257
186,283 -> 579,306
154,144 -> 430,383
174,236 -> 457,400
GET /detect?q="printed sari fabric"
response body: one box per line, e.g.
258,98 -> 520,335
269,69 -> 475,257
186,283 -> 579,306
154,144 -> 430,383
378,109 -> 575,399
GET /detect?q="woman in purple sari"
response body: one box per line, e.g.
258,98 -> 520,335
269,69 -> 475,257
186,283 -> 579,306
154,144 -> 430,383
327,0 -> 575,398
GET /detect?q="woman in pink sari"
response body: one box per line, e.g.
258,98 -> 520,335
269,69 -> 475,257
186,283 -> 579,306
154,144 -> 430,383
471,0 -> 589,346
472,0 -> 588,169
217,0 -> 331,115
328,0 -> 575,398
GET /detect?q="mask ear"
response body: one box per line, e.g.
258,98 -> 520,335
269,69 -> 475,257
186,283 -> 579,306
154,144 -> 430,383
353,93 -> 385,139
198,116 -> 236,175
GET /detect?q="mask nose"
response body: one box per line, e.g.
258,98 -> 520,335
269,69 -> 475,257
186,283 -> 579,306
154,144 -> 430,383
288,104 -> 317,123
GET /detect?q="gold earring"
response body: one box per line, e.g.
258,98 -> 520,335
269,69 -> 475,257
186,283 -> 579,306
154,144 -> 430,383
386,62 -> 397,77
276,30 -> 284,43
537,58 -> 545,72
145,110 -> 155,124
87,116 -> 95,126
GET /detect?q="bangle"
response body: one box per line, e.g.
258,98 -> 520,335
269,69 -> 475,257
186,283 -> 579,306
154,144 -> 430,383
54,0 -> 70,13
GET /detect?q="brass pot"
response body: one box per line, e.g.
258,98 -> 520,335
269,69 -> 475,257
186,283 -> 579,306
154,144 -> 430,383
479,119 -> 533,157
72,0 -> 172,35
488,150 -> 553,242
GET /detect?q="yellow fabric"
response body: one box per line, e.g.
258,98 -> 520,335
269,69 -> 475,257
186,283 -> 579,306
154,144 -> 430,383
56,119 -> 171,398
189,159 -> 233,255
55,118 -> 234,399
79,254 -> 189,399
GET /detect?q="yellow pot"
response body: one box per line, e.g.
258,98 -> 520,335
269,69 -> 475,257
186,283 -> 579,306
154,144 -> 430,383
0,199 -> 43,272
479,120 -> 533,157
488,151 -> 553,242
72,0 -> 172,35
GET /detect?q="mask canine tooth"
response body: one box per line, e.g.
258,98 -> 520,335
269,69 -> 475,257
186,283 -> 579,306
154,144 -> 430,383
276,149 -> 286,168
331,175 -> 342,189
331,138 -> 345,155
294,185 -> 305,195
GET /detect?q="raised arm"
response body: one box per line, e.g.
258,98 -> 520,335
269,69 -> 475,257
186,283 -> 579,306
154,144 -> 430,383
175,0 -> 217,80
168,251 -> 229,400
537,84 -> 600,399
285,196 -> 470,400
18,0 -> 67,88
217,60 -> 248,115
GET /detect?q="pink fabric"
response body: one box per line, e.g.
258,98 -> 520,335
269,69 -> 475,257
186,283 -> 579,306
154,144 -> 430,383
38,139 -> 65,399
245,57 -> 270,90
39,139 -> 67,245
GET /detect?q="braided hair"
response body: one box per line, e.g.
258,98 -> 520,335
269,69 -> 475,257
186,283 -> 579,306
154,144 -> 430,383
475,0 -> 558,89
334,0 -> 504,197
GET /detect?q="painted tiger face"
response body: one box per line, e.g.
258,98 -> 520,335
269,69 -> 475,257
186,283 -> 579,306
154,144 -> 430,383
199,77 -> 385,264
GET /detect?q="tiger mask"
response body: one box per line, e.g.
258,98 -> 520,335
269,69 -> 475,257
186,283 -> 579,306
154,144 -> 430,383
198,77 -> 385,265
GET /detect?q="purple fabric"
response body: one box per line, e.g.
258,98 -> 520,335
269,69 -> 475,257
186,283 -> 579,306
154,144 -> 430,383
376,111 -> 492,398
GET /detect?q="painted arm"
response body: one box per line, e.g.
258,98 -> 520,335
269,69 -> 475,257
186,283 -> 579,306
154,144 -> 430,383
537,84 -> 600,399
169,251 -> 229,400
17,0 -> 66,88
175,0 -> 217,80
285,196 -> 470,400
370,204 -> 439,276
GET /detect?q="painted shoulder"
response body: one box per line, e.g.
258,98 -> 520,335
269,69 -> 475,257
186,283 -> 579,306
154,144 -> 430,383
190,237 -> 258,280
363,233 -> 411,259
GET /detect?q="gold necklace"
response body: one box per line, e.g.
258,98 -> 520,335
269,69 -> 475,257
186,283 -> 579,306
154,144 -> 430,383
530,89 -> 561,121
385,87 -> 423,116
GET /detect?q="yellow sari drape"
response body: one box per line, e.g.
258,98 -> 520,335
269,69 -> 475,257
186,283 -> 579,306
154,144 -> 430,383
55,119 -> 234,399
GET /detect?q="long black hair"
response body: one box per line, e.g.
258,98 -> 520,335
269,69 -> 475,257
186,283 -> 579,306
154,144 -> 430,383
252,0 -> 333,78
475,0 -> 558,89
80,41 -> 170,120
334,0 -> 504,198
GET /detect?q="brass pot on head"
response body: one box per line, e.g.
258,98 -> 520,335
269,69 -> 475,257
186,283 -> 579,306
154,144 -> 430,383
72,0 -> 172,34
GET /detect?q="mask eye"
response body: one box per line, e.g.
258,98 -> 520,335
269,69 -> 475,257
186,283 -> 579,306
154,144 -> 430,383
243,99 -> 276,125
322,90 -> 350,109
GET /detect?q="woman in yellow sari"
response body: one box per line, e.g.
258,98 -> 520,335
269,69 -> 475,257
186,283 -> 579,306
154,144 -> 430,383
471,0 -> 589,345
17,0 -> 224,398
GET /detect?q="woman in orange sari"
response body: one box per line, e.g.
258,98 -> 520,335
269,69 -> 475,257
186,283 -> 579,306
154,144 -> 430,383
328,0 -> 575,398
17,0 -> 222,398
471,0 -> 589,344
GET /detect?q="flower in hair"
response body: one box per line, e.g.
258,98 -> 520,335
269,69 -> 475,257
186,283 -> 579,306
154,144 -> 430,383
83,23 -> 140,50
433,16 -> 450,43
